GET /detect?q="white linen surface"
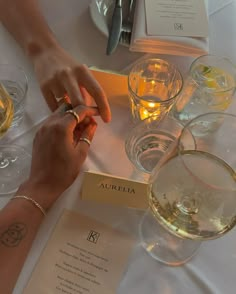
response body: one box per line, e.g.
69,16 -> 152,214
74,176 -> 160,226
9,74 -> 236,294
0,1 -> 235,293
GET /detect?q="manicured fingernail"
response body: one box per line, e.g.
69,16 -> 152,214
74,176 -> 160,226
103,114 -> 111,123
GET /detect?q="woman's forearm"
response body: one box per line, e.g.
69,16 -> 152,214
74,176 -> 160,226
0,0 -> 58,58
0,181 -> 55,294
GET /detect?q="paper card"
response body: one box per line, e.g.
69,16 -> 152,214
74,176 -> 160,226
80,171 -> 149,210
23,210 -> 135,294
90,69 -> 128,98
145,0 -> 209,37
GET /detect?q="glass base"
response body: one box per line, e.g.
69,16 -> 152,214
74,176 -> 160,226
0,145 -> 31,195
139,210 -> 201,266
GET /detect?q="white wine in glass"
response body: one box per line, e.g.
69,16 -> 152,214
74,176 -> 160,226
140,112 -> 236,265
0,83 -> 14,137
150,150 -> 236,240
0,81 -> 31,195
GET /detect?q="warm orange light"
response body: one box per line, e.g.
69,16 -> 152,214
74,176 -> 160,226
139,101 -> 161,120
0,98 -> 4,109
148,102 -> 156,108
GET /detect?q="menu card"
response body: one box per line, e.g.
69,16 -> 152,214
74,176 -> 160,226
145,0 -> 208,37
23,210 -> 135,294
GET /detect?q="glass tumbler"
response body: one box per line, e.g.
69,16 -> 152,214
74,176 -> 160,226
172,54 -> 236,124
125,115 -> 194,174
128,58 -> 183,122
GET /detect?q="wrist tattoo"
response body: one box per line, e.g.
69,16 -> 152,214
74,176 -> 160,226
0,223 -> 27,247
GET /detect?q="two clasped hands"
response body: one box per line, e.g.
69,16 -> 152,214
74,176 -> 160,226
0,88 -> 110,294
0,0 -> 112,292
0,67 -> 111,293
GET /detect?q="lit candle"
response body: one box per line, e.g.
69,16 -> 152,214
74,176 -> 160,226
139,101 -> 161,120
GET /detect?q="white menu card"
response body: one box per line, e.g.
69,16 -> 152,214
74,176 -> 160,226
145,0 -> 209,37
23,210 -> 135,294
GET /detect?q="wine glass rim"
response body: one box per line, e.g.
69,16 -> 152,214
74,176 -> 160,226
180,112 -> 236,133
178,112 -> 236,192
190,54 -> 235,70
0,63 -> 29,99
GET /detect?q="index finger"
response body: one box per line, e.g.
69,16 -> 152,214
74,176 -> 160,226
75,65 -> 111,123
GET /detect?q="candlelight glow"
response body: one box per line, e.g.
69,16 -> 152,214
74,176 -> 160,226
140,108 -> 150,120
0,99 -> 4,109
139,103 -> 162,120
148,102 -> 156,108
129,59 -> 183,122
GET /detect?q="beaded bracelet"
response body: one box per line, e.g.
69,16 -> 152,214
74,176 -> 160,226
11,195 -> 46,217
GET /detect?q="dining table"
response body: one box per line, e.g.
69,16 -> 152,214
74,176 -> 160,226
0,0 -> 236,293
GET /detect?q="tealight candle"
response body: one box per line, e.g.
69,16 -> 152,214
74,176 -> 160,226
128,58 -> 183,122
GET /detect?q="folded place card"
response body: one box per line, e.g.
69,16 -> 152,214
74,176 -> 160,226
23,210 -> 135,294
145,0 -> 209,37
90,69 -> 128,98
80,171 -> 149,210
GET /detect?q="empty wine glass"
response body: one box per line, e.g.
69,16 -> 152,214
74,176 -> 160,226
140,112 -> 236,265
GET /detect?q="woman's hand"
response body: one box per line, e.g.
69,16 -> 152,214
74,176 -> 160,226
0,105 -> 98,294
0,0 -> 111,122
31,44 -> 111,123
20,105 -> 98,210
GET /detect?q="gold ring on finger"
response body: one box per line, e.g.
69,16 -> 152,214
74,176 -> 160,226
65,110 -> 80,124
79,137 -> 91,146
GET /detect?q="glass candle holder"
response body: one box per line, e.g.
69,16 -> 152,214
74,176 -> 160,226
128,58 -> 183,122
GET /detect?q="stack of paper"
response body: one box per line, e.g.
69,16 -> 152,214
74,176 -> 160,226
130,0 -> 209,57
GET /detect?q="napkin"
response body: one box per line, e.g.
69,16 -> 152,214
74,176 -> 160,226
130,0 -> 209,57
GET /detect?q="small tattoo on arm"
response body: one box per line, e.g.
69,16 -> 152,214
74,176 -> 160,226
0,223 -> 27,247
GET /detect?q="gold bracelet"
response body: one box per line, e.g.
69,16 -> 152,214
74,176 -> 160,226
11,195 -> 46,217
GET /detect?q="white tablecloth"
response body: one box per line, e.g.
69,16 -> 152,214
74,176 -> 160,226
0,0 -> 236,293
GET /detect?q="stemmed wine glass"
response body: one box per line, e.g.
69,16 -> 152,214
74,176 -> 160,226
0,82 -> 31,195
139,112 -> 236,265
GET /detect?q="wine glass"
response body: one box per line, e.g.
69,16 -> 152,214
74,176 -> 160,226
0,64 -> 28,128
0,83 -> 31,195
0,83 -> 14,136
139,112 -> 236,265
